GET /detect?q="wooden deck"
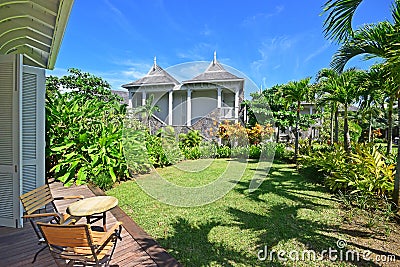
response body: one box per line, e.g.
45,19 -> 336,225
0,182 -> 181,267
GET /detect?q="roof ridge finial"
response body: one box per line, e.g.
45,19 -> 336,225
153,56 -> 157,70
213,51 -> 217,64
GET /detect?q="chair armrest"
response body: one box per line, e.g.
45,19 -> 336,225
97,222 -> 123,245
23,212 -> 60,219
54,195 -> 84,200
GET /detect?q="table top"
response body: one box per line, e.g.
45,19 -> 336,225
66,196 -> 118,217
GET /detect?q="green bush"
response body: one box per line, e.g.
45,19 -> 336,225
300,143 -> 395,198
91,173 -> 114,191
249,145 -> 261,159
181,142 -> 218,160
122,118 -> 152,174
179,130 -> 202,148
46,69 -> 129,188
216,145 -> 231,158
146,129 -> 183,167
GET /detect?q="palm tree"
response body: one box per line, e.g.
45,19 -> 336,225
361,64 -> 395,152
134,94 -> 160,133
322,0 -> 396,43
281,77 -> 313,160
323,0 -> 400,206
319,69 -> 366,153
316,68 -> 341,144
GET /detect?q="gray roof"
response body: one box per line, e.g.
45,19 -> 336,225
122,58 -> 179,88
112,90 -> 129,105
183,55 -> 243,84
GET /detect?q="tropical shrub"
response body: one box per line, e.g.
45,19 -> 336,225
274,143 -> 287,159
216,145 -> 231,158
179,130 -> 202,148
46,69 -> 129,187
249,145 -> 261,159
300,144 -> 395,198
218,121 -> 274,146
146,128 -> 183,168
122,118 -> 152,174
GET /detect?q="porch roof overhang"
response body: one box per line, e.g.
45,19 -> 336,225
0,0 -> 74,70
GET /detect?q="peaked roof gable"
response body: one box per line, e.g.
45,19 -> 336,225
183,52 -> 243,84
122,57 -> 179,88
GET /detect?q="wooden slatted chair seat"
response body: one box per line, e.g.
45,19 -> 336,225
19,184 -> 84,263
37,221 -> 123,267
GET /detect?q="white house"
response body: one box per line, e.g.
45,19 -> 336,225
0,0 -> 74,228
122,53 -> 245,135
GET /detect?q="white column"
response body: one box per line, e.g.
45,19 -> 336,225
217,87 -> 222,108
128,91 -> 133,109
187,89 -> 192,126
309,106 -> 313,115
141,91 -> 146,106
168,90 -> 173,125
234,90 -> 239,123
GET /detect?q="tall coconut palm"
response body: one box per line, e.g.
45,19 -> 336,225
319,69 -> 366,153
281,77 -> 313,160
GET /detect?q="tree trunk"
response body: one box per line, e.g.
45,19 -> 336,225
295,101 -> 300,161
368,112 -> 372,143
387,97 -> 394,155
334,105 -> 339,143
393,97 -> 400,209
330,105 -> 334,145
343,104 -> 351,154
276,125 -> 280,143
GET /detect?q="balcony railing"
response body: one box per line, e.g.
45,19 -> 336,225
219,107 -> 234,120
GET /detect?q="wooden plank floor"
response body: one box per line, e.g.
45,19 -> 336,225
0,182 -> 181,267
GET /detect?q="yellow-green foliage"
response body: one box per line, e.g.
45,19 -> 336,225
300,143 -> 395,197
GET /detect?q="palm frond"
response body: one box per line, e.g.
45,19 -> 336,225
322,0 -> 363,42
331,22 -> 395,71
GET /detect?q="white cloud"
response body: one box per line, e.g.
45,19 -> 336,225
241,5 -> 285,26
176,42 -> 214,61
304,43 -> 330,63
201,24 -> 212,36
122,68 -> 148,80
251,36 -> 297,73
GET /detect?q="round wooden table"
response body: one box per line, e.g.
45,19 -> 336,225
67,196 -> 118,231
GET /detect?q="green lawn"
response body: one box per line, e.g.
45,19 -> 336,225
107,159 -> 353,266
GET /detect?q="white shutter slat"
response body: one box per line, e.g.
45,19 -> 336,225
22,73 -> 37,162
0,54 -> 20,228
0,62 -> 14,165
0,174 -> 14,218
22,66 -> 45,195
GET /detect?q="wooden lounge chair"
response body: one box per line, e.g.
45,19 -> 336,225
19,184 -> 84,263
37,221 -> 122,267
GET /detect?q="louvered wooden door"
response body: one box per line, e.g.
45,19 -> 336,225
0,54 -> 20,227
0,55 -> 45,228
21,65 -> 45,195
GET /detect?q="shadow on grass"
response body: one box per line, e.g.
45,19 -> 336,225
231,161 -> 381,266
158,217 -> 275,267
157,161 -> 382,266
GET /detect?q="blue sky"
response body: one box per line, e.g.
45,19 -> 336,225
49,0 -> 394,98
